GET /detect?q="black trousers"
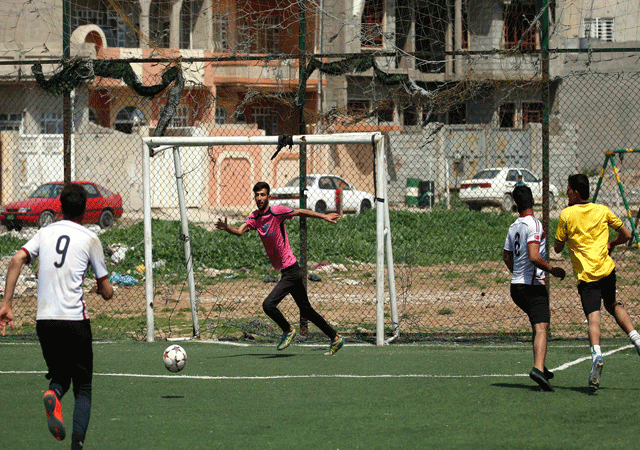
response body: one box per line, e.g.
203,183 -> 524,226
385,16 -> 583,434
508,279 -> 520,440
262,262 -> 337,339
37,319 -> 93,395
37,319 -> 93,444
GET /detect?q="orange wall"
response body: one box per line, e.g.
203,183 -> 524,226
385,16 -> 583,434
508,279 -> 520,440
207,125 -> 264,208
88,88 -> 111,127
220,157 -> 252,206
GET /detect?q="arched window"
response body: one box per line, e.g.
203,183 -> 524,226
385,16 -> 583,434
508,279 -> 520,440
114,106 -> 146,134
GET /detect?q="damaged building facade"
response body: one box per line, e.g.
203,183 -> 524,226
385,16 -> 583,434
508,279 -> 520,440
0,0 -> 636,212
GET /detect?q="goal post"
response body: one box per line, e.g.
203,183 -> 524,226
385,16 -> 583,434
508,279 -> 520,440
142,132 -> 398,346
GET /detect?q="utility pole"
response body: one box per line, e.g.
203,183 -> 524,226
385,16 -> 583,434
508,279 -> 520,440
541,0 -> 551,271
298,0 -> 309,335
63,0 -> 72,184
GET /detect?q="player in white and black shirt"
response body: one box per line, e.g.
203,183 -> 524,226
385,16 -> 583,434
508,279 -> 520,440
503,185 -> 565,392
0,183 -> 113,449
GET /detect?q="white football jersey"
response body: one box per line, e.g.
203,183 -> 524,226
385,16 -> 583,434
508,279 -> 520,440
22,220 -> 109,321
504,214 -> 547,285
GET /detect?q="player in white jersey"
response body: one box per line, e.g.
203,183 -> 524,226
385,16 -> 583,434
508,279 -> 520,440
0,183 -> 113,450
503,185 -> 565,392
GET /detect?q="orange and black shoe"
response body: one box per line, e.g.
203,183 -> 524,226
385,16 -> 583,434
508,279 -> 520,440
43,390 -> 65,441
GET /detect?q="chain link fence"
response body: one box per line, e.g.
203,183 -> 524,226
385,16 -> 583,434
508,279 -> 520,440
1,1 -> 639,343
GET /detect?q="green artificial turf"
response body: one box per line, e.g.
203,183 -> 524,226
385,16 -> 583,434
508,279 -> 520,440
1,340 -> 639,449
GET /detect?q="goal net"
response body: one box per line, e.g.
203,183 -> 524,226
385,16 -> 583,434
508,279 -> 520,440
142,132 -> 397,345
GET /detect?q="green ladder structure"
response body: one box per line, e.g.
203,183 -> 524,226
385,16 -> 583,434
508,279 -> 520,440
592,148 -> 640,250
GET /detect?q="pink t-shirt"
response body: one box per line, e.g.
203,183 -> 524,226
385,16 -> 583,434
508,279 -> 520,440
245,205 -> 297,270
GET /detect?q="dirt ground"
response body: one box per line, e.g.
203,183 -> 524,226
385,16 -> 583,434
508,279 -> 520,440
106,250 -> 640,340
8,247 -> 640,341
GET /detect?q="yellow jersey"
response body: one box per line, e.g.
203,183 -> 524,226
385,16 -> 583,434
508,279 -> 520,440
555,202 -> 623,283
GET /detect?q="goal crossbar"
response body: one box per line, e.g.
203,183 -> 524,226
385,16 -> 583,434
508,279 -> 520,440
141,132 -> 398,346
144,132 -> 383,149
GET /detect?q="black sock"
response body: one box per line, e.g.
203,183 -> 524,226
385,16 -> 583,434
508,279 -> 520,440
71,384 -> 92,450
49,383 -> 64,400
71,435 -> 84,450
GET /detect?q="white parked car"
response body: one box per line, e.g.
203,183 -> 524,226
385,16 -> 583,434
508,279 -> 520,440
459,167 -> 559,212
270,174 -> 375,215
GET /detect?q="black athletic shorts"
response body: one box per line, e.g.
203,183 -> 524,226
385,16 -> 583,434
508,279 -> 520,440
578,270 -> 616,316
510,284 -> 550,325
37,319 -> 93,387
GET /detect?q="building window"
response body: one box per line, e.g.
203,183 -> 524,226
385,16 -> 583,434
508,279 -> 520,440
71,6 -> 139,48
0,113 -> 22,131
255,16 -> 279,53
415,0 -> 447,73
180,0 -> 192,49
499,103 -> 516,128
236,16 -> 252,54
170,105 -> 190,128
422,109 -> 444,125
361,0 -> 385,48
213,14 -> 229,52
114,107 -> 146,134
503,3 -> 537,50
215,107 -> 227,124
461,0 -> 469,50
448,103 -> 466,124
347,100 -> 370,118
523,102 -> 543,126
39,113 -> 65,134
403,107 -> 418,126
583,18 -> 614,42
235,14 -> 280,54
377,106 -> 394,123
251,107 -> 278,135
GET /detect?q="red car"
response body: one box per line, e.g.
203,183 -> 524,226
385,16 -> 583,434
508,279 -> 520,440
0,181 -> 123,230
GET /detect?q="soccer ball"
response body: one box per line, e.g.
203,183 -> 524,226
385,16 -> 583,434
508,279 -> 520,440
163,345 -> 187,373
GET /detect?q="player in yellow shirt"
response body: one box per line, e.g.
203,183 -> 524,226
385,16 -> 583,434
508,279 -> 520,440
554,174 -> 639,393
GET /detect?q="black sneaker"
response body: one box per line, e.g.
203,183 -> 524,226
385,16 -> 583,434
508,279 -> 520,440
529,368 -> 554,392
544,366 -> 554,380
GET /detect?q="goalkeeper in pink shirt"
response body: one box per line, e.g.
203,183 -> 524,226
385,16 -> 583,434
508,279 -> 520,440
216,181 -> 345,355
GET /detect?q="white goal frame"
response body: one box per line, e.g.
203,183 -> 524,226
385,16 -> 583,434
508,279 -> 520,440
142,132 -> 398,346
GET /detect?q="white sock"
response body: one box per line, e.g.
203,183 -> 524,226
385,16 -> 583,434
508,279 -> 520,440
591,345 -> 602,362
629,330 -> 640,348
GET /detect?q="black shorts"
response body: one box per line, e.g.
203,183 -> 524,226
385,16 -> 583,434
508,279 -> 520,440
578,270 -> 616,316
37,319 -> 93,387
510,284 -> 550,325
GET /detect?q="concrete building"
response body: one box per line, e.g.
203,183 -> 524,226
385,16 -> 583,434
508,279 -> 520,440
0,0 -> 321,212
0,0 -> 637,213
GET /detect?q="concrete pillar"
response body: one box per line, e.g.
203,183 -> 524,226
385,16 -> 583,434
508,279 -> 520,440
139,0 -> 152,49
205,2 -> 213,50
446,0 -> 453,75
170,0 -> 184,49
455,0 -> 462,75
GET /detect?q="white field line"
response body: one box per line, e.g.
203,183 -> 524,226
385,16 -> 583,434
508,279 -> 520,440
0,344 -> 634,381
550,344 -> 633,372
0,340 -> 619,349
0,371 -> 530,380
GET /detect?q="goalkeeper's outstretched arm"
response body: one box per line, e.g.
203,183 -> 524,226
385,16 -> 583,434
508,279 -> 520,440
215,217 -> 249,236
292,209 -> 341,224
